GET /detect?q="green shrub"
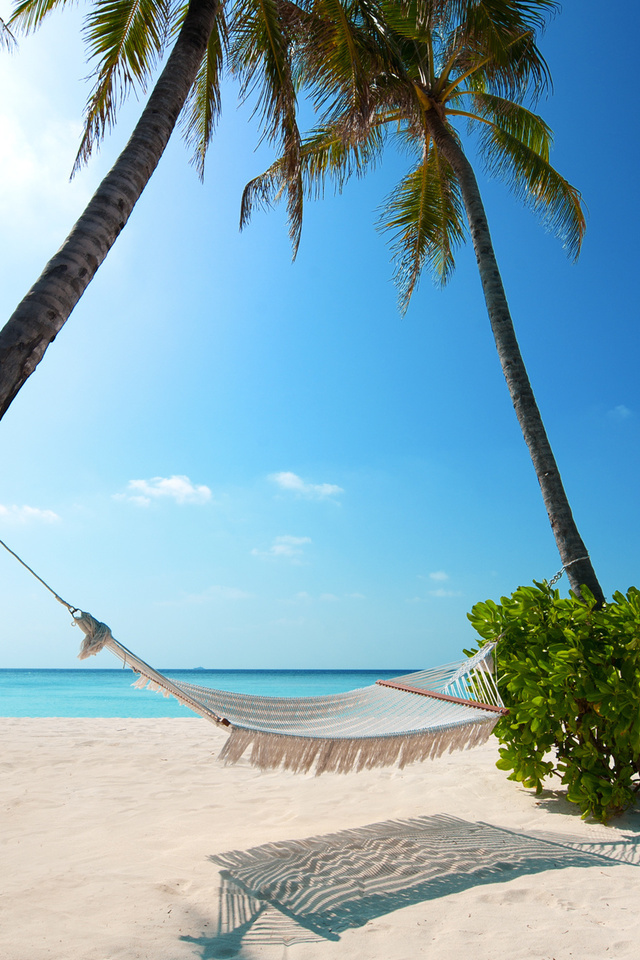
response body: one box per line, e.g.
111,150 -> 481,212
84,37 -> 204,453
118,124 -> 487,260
468,582 -> 640,822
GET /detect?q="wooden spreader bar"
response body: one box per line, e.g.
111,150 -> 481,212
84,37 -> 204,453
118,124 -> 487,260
376,679 -> 508,715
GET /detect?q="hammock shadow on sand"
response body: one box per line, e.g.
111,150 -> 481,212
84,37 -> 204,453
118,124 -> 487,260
181,813 -> 640,958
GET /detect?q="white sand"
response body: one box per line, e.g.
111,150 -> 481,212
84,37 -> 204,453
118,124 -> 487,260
1,717 -> 639,960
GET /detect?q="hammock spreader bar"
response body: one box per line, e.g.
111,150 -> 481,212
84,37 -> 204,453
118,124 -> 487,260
376,679 -> 507,714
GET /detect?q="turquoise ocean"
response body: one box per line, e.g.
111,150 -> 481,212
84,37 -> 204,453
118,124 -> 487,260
0,668 -> 414,717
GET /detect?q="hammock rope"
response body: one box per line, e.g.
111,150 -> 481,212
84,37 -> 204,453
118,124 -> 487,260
1,538 -> 507,775
73,609 -> 505,774
0,538 -> 79,615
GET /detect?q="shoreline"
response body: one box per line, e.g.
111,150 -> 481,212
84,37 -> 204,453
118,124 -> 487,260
2,717 -> 639,959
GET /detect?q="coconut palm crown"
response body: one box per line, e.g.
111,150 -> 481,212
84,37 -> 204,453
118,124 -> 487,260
242,0 -> 604,602
245,0 -> 581,303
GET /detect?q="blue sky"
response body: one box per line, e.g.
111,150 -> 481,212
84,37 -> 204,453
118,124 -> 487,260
0,1 -> 638,669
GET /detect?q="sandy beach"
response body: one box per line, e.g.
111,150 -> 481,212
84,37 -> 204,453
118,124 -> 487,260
1,716 -> 639,960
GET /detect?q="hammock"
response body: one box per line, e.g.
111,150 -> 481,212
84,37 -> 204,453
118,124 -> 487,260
75,611 -> 506,775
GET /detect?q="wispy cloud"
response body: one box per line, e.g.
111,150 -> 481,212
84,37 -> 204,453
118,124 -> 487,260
409,571 -> 461,600
183,585 -> 253,604
608,404 -> 632,420
115,475 -> 212,507
268,471 -> 343,501
283,590 -> 363,604
272,616 -> 307,627
428,571 -> 449,582
0,504 -> 60,524
252,535 -> 312,562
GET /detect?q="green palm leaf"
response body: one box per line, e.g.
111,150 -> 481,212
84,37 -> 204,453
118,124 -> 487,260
299,122 -> 384,196
440,1 -> 556,103
379,136 -> 465,310
478,121 -> 585,258
461,91 -> 551,159
73,0 -> 174,169
230,0 -> 303,248
181,9 -> 228,179
9,0 -> 69,34
230,0 -> 295,140
300,0 -> 395,128
241,122 -> 383,241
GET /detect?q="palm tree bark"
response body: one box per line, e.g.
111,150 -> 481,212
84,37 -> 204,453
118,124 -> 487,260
424,108 -> 604,604
0,0 -> 219,421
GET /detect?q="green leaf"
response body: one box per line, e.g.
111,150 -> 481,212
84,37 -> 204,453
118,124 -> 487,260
378,133 -> 466,309
74,0 -> 175,168
471,580 -> 640,822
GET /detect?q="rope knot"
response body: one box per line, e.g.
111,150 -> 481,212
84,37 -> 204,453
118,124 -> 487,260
75,612 -> 115,660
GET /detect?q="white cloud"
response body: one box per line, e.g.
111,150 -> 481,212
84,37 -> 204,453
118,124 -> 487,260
279,591 -> 312,605
407,581 -> 462,601
284,590 -> 362,604
116,475 -> 212,506
608,404 -> 632,420
269,471 -> 343,500
252,535 -> 311,562
184,585 -> 252,603
0,504 -> 60,524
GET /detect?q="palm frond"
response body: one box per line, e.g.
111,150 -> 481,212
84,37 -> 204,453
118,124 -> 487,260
479,123 -> 585,259
181,7 -> 227,180
229,0 -> 298,143
299,0 -> 392,130
73,0 -> 174,170
241,157 -> 286,228
241,121 -> 384,250
1,15 -> 17,49
9,0 -> 69,34
440,1 -> 556,102
300,120 -> 384,196
229,0 -> 304,249
379,135 -> 465,311
464,91 -> 551,159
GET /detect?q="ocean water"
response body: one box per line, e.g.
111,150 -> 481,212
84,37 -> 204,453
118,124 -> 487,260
0,668 -> 414,718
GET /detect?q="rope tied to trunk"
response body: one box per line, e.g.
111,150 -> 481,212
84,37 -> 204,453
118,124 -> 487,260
548,555 -> 591,588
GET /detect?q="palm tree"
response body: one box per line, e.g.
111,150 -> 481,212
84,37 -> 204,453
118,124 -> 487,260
241,0 -> 604,603
0,0 -> 301,420
1,16 -> 16,48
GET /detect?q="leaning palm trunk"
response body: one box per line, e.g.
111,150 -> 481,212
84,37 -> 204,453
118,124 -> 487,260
0,0 -> 219,421
424,110 -> 604,604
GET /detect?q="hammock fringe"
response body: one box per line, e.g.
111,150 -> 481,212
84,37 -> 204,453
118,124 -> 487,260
74,609 -> 504,775
219,716 -> 499,775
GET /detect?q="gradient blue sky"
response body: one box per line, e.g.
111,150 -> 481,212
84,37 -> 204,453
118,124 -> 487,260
0,1 -> 638,669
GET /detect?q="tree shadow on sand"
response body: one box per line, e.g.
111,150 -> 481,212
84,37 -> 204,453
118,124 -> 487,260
181,813 -> 640,958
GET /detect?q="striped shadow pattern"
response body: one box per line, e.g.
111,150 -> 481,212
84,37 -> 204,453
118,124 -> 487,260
207,814 -> 630,944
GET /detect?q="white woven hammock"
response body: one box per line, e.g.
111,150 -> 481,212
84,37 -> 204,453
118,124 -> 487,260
75,611 -> 506,774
